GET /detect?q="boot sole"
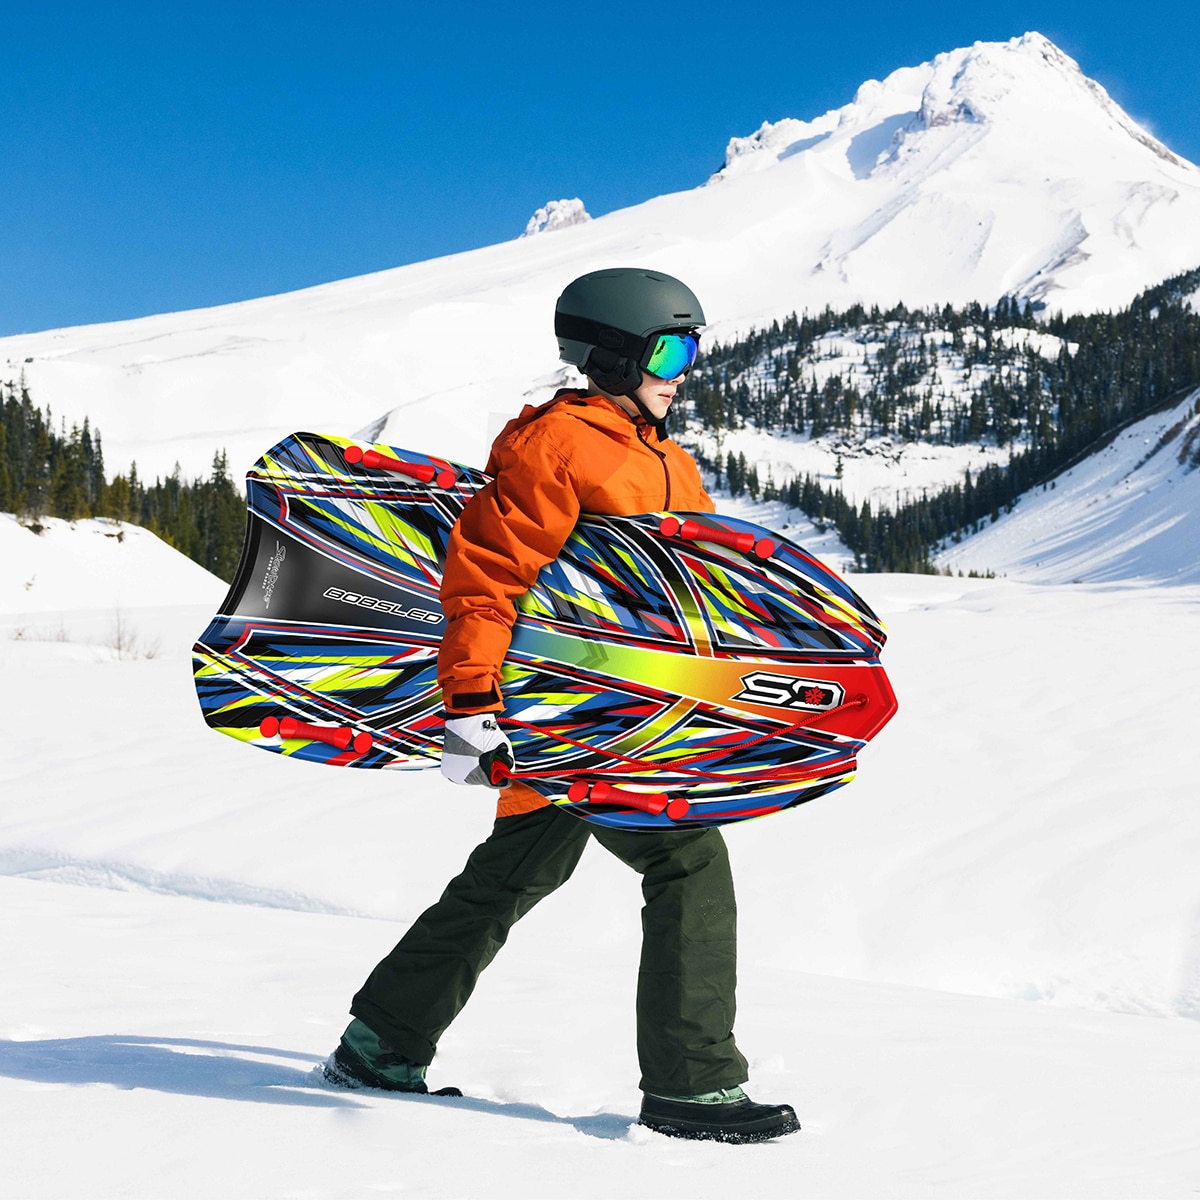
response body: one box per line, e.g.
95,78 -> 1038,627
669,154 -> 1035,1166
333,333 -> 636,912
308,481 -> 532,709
640,1107 -> 801,1144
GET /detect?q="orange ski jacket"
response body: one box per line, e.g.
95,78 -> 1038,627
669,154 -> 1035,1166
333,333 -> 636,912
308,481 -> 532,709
437,389 -> 715,817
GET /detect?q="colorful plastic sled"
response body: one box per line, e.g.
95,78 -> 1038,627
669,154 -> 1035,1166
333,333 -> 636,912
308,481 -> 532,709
192,432 -> 897,829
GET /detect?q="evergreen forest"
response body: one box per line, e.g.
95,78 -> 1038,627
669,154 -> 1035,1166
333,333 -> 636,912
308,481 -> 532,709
1,382 -> 245,581
670,265 -> 1200,571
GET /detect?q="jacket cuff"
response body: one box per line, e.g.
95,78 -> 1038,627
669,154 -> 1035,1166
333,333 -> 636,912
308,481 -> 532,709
442,682 -> 503,714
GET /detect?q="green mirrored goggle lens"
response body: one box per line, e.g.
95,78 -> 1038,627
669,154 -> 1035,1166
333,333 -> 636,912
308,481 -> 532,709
644,333 -> 699,379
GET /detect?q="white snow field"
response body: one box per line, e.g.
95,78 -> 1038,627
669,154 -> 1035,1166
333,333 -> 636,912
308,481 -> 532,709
2,499 -> 1200,1198
3,33 -> 1200,490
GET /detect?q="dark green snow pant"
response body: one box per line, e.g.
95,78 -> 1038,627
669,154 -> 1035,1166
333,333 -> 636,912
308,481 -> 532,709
350,804 -> 749,1096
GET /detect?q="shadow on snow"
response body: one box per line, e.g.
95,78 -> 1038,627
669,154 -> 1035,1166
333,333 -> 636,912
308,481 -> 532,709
0,1035 -> 634,1137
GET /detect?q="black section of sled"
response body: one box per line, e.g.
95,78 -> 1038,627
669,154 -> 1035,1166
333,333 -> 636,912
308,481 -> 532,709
221,511 -> 446,636
218,505 -> 265,618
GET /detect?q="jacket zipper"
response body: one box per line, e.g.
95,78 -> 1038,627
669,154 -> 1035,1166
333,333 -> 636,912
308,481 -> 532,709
636,424 -> 671,510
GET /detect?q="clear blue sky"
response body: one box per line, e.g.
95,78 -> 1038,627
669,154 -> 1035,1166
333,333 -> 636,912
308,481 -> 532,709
3,0 -> 1197,335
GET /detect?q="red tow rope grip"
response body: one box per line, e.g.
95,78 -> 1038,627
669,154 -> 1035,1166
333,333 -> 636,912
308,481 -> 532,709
344,444 -> 457,489
567,780 -> 689,821
259,716 -> 372,754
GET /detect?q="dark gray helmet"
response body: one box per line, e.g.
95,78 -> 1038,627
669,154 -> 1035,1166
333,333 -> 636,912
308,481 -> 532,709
554,268 -> 706,397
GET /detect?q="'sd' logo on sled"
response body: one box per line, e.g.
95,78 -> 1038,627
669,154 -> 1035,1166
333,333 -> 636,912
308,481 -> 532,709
733,671 -> 844,711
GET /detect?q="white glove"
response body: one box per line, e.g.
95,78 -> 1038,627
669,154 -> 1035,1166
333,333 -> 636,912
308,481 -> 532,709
441,714 -> 514,788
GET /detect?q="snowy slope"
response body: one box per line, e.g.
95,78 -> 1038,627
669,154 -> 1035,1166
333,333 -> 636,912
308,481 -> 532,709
0,513 -> 227,658
3,33 -> 1199,488
1,514 -> 226,617
937,388 -> 1200,584
2,545 -> 1199,1196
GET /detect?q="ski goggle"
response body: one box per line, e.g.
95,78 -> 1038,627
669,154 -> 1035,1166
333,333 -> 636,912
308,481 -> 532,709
642,332 -> 699,380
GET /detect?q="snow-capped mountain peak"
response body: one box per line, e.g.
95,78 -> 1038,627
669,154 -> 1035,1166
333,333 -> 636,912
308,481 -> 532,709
711,32 -> 1189,185
3,34 -> 1198,487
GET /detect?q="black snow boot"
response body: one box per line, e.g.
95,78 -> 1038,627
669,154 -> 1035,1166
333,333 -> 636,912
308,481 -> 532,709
322,1019 -> 462,1097
639,1086 -> 800,1144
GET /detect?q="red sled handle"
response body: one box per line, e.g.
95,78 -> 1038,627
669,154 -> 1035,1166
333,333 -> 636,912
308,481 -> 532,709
344,444 -> 457,490
568,780 -> 690,821
260,716 -> 372,755
490,765 -> 688,820
659,516 -> 776,560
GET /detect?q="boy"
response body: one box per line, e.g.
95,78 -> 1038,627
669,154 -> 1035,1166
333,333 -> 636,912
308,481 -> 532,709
325,268 -> 799,1143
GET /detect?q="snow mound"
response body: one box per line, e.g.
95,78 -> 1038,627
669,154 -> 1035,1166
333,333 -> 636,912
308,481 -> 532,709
520,198 -> 591,237
1,514 -> 225,618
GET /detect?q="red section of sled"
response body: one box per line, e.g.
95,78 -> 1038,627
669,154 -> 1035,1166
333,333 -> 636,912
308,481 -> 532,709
344,444 -> 456,489
659,516 -> 775,559
566,780 -> 689,821
259,716 -> 372,755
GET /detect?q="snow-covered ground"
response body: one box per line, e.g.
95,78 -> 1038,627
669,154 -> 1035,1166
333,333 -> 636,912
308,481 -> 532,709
2,508 -> 1199,1197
